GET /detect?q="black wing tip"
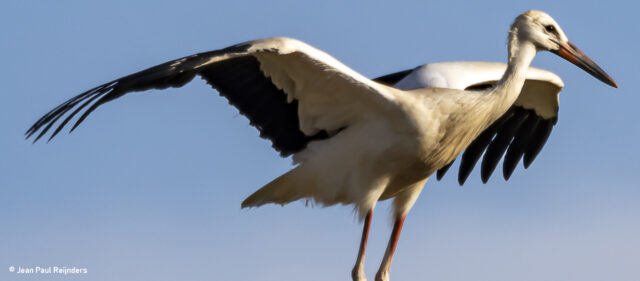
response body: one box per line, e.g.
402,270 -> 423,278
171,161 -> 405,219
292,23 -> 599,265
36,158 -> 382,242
503,166 -> 515,180
26,124 -> 53,143
458,154 -> 483,186
523,157 -> 535,169
480,172 -> 491,184
25,83 -> 119,143
480,159 -> 498,184
436,161 -> 454,181
458,171 -> 471,186
25,128 -> 36,140
26,43 -> 238,144
26,43 -> 248,144
503,151 -> 522,179
522,118 -> 555,169
25,116 -> 50,142
27,133 -> 38,144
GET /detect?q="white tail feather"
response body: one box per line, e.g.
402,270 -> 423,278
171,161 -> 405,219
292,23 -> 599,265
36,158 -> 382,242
241,167 -> 313,208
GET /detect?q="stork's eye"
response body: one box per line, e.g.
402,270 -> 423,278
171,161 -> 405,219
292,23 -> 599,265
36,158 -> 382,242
545,25 -> 556,33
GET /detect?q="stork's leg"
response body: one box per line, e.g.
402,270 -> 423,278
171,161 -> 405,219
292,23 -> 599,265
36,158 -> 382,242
352,209 -> 373,281
375,178 -> 427,281
374,214 -> 406,281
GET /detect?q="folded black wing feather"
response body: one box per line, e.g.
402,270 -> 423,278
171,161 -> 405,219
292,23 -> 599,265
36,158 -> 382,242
440,100 -> 558,185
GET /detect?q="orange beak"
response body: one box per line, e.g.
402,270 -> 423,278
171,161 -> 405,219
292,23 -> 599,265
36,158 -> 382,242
552,41 -> 618,88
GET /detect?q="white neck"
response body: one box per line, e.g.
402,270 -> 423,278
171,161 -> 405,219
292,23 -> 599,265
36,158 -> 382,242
420,23 -> 540,170
487,28 -> 537,120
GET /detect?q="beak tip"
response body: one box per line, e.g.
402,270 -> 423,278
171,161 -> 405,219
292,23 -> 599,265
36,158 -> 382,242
556,41 -> 619,89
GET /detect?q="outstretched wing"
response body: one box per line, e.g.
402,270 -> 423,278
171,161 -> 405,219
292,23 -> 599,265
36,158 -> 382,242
26,37 -> 396,156
373,61 -> 564,185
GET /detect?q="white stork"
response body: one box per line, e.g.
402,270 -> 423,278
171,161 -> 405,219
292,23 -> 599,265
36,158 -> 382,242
26,10 -> 617,281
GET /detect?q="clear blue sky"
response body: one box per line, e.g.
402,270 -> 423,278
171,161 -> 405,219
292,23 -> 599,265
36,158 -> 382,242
1,0 -> 638,280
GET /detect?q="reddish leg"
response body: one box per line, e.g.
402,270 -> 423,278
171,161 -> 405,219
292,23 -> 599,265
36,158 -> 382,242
352,209 -> 373,281
375,215 -> 406,281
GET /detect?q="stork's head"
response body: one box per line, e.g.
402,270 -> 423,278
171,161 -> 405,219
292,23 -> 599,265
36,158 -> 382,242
513,10 -> 618,88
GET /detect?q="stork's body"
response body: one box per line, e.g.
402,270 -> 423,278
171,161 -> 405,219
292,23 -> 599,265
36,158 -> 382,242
245,10 -> 538,227
242,31 -> 536,281
26,11 -> 617,281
